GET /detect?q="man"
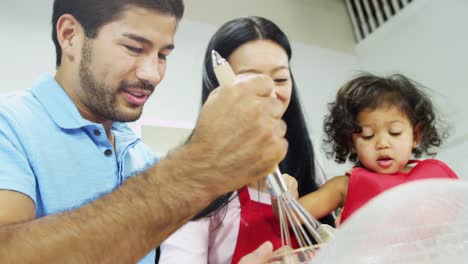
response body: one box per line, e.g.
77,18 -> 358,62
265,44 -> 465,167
0,1 -> 285,263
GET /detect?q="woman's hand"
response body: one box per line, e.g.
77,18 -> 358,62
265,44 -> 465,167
283,173 -> 299,199
238,241 -> 273,264
238,242 -> 301,264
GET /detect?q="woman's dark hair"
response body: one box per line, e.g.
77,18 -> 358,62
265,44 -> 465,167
193,16 -> 335,227
323,73 -> 447,164
52,0 -> 184,67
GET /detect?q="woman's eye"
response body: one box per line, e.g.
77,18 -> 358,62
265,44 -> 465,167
274,78 -> 288,83
125,45 -> 143,53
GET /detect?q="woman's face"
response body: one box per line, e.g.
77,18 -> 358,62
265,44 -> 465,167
227,40 -> 292,117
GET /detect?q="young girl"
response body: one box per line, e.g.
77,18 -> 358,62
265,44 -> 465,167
299,73 -> 459,225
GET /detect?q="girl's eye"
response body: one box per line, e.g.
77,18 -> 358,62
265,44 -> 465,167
125,45 -> 143,53
361,135 -> 374,140
390,132 -> 402,136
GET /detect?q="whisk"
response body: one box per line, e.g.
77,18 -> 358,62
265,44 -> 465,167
267,167 -> 335,247
211,50 -> 334,250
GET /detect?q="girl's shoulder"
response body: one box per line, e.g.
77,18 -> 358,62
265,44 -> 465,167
412,159 -> 459,179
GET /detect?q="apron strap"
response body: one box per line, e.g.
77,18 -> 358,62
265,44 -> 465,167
237,186 -> 250,206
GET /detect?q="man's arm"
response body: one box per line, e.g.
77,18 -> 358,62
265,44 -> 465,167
0,74 -> 287,263
0,145 -> 215,263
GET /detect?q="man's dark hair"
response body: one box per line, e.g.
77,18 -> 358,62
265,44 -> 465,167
52,0 -> 184,67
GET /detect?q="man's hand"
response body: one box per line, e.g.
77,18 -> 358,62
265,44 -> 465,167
187,74 -> 288,195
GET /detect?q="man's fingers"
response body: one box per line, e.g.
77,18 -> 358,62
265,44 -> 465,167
203,87 -> 220,106
210,74 -> 283,119
235,74 -> 275,98
274,119 -> 287,138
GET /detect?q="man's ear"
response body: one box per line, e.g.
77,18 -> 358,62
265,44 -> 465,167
413,124 -> 423,148
56,14 -> 83,64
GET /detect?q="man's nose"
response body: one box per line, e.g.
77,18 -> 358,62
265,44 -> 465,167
136,59 -> 161,87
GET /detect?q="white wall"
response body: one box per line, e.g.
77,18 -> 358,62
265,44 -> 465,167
355,0 -> 468,178
291,43 -> 360,177
183,0 -> 356,54
0,0 -> 55,93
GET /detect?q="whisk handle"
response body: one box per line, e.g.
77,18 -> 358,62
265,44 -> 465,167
267,167 -> 288,197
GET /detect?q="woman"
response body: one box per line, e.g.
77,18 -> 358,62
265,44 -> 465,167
159,16 -> 335,264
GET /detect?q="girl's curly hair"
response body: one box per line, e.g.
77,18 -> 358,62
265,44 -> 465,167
323,73 -> 447,164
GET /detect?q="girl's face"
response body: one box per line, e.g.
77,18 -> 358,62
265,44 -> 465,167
351,105 -> 420,174
227,40 -> 292,117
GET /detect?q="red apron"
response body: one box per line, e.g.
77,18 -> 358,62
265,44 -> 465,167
340,159 -> 459,224
231,186 -> 299,264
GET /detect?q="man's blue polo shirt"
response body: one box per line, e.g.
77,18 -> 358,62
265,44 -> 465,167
0,74 -> 158,263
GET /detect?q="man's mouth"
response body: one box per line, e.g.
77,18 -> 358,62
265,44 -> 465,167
122,87 -> 152,106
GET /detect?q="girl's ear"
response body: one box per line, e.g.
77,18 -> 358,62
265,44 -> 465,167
413,124 -> 423,148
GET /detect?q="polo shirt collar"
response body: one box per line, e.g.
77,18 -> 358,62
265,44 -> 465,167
31,74 -> 141,146
31,74 -> 95,129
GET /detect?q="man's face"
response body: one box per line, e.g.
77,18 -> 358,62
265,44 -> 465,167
76,7 -> 178,123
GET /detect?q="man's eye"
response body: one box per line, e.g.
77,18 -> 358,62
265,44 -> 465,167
158,54 -> 167,61
125,45 -> 143,53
